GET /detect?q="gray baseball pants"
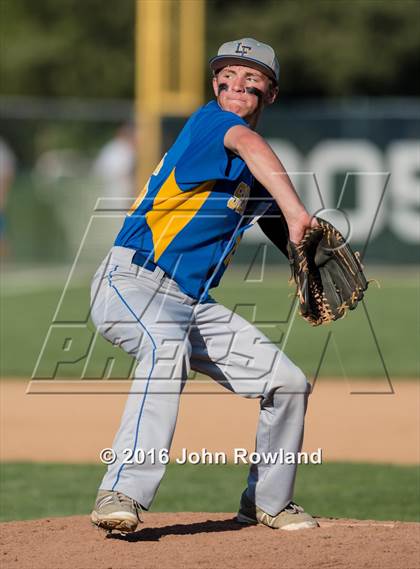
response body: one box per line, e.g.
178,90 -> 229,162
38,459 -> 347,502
90,246 -> 310,517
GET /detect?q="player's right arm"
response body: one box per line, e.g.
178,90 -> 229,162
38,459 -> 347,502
224,125 -> 316,243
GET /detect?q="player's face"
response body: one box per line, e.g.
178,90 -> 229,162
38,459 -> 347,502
213,65 -> 278,124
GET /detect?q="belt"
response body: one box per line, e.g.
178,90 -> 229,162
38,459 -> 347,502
132,250 -> 158,272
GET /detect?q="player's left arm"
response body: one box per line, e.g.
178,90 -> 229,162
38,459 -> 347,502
257,214 -> 289,258
251,179 -> 289,257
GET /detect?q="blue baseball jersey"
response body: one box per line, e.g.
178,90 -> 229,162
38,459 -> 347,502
115,100 -> 274,300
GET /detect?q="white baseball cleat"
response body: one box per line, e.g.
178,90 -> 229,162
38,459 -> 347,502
91,490 -> 142,533
236,490 -> 319,531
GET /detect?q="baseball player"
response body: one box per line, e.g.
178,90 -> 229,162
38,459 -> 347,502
90,38 -> 318,533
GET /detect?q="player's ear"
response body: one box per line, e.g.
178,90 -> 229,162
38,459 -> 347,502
212,76 -> 219,97
266,84 -> 279,105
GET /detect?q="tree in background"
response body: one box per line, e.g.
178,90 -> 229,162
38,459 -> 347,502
207,0 -> 420,98
1,0 -> 419,99
0,0 -> 135,98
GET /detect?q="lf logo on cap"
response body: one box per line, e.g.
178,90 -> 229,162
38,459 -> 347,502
235,42 -> 252,56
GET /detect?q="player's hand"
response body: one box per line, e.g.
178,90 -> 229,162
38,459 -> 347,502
288,211 -> 319,244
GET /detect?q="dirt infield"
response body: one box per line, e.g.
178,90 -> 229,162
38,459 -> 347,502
1,513 -> 419,569
1,380 -> 419,568
1,379 -> 418,464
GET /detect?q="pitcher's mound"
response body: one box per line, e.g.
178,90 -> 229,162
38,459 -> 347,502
1,513 -> 419,569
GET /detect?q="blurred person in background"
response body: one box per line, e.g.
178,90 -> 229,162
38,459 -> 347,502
0,137 -> 16,258
92,123 -> 136,211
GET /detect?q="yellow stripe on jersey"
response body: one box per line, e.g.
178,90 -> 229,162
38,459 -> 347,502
146,168 -> 214,262
128,154 -> 167,215
128,179 -> 149,215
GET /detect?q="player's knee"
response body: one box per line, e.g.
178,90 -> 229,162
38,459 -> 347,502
281,366 -> 309,395
263,364 -> 309,401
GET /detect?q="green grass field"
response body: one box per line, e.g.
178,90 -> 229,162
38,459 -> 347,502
0,462 -> 418,523
1,268 -> 418,379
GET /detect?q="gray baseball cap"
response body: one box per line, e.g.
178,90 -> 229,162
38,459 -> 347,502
209,38 -> 280,84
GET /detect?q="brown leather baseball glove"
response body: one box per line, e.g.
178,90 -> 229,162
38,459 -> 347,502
287,218 -> 368,326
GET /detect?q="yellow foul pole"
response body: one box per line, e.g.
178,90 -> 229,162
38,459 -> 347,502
136,0 -> 205,189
